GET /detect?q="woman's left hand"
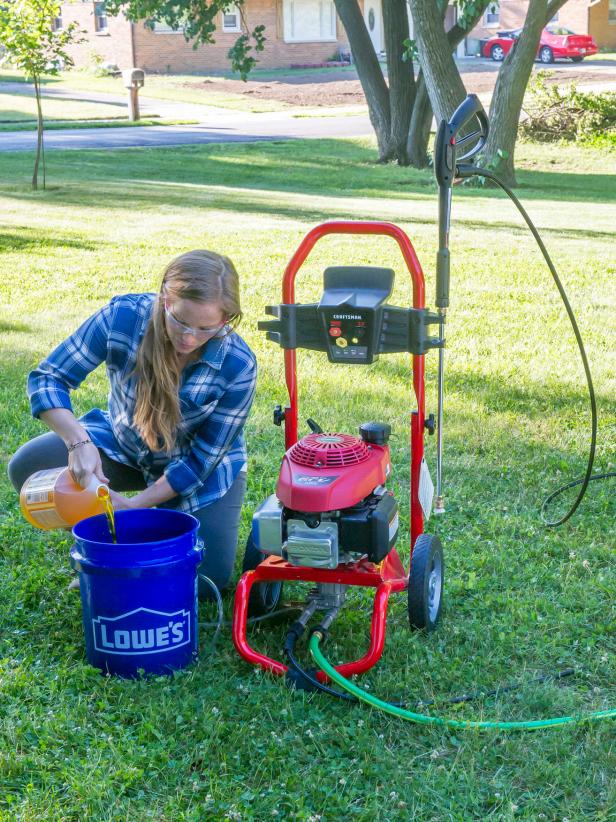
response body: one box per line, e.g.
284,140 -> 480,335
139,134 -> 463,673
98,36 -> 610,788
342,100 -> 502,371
108,489 -> 140,510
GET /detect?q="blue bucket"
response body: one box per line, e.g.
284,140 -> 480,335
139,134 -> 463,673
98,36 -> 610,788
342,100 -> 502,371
70,508 -> 203,678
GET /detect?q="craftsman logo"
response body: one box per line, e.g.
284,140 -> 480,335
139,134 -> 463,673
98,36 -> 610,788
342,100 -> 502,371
296,475 -> 338,486
332,314 -> 362,320
92,608 -> 191,655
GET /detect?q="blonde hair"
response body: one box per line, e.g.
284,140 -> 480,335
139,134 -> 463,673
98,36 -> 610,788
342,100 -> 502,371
133,250 -> 242,452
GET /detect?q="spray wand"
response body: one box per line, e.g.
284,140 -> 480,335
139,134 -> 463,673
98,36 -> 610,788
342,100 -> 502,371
432,95 -> 489,514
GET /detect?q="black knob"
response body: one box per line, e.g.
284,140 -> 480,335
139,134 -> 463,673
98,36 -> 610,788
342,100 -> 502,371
359,421 -> 391,445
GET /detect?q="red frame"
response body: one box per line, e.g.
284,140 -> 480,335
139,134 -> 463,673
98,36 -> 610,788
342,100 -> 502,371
232,220 -> 428,680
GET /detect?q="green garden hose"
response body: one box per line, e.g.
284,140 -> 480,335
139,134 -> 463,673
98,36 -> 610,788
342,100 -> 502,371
309,633 -> 616,731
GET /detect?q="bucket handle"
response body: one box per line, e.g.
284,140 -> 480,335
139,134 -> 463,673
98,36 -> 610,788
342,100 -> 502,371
196,538 -> 205,562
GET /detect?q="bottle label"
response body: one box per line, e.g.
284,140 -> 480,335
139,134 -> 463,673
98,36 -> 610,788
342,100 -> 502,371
26,489 -> 53,505
27,507 -> 70,529
22,467 -> 69,529
24,467 -> 65,504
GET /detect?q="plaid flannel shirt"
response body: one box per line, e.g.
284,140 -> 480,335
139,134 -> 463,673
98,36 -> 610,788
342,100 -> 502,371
28,293 -> 257,514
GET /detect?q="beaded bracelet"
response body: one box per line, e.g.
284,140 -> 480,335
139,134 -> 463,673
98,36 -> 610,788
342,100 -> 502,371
67,439 -> 93,453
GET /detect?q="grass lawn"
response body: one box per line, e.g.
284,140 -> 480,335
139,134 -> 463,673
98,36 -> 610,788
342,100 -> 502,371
0,137 -> 614,820
0,91 -> 129,124
0,68 -> 303,114
0,90 -> 198,132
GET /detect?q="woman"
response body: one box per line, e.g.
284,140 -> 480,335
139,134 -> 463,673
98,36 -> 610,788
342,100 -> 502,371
8,250 -> 257,596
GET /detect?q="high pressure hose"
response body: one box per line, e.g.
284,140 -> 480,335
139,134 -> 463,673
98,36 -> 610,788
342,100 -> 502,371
434,94 -> 615,526
456,164 -> 615,526
309,632 -> 616,731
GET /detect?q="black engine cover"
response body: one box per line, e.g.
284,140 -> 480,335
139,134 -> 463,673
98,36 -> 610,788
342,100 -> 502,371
283,492 -> 399,563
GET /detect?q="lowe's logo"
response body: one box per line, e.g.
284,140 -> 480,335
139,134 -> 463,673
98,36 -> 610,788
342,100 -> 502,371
92,608 -> 191,656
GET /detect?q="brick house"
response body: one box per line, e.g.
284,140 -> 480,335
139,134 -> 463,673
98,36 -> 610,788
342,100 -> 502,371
57,1 -> 351,73
55,0 -> 614,75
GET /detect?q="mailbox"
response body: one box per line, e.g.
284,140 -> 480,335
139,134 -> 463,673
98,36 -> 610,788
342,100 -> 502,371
122,68 -> 145,120
122,68 -> 145,89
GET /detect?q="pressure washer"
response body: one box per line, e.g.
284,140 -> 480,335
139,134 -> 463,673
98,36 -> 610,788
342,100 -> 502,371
231,95 -> 615,730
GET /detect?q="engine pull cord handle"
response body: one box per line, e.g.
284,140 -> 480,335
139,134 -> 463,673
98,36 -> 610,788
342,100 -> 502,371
433,95 -> 490,513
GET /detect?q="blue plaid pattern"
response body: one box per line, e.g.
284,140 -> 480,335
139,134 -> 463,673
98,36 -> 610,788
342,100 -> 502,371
28,293 -> 257,513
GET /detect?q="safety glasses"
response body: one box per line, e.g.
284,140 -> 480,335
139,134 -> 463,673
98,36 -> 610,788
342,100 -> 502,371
164,301 -> 226,342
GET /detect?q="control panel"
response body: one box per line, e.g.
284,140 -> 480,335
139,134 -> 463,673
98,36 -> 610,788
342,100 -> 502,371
316,265 -> 392,364
321,308 -> 372,363
258,265 -> 443,363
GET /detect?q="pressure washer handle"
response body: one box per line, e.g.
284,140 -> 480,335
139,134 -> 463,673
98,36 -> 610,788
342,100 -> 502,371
434,94 -> 489,311
434,94 -> 489,189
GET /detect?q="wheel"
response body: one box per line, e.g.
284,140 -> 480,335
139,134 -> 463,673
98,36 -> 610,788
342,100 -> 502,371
490,44 -> 505,62
570,56 -> 584,63
242,532 -> 283,617
539,46 -> 554,64
407,533 -> 444,632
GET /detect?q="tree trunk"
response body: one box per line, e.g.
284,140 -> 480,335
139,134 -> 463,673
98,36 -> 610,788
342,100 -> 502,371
406,0 -> 493,168
407,72 -> 432,167
481,0 -> 547,186
383,0 -> 414,164
32,75 -> 44,191
334,0 -> 393,161
410,0 -> 466,124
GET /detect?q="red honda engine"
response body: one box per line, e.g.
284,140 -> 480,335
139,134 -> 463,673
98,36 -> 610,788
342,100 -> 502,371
252,423 -> 399,569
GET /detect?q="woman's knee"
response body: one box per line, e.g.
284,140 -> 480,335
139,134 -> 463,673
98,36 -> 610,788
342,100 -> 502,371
7,432 -> 68,492
7,449 -> 26,492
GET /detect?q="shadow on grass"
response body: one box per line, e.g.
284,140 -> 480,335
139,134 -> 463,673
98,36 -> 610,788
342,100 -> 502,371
0,320 -> 31,333
0,228 -> 97,253
0,138 -> 614,205
0,140 -> 424,201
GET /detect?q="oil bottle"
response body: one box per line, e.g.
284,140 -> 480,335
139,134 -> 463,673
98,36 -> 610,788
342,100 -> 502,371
20,467 -> 110,530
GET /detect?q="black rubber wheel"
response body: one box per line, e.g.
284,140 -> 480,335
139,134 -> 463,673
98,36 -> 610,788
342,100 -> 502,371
490,44 -> 505,62
407,533 -> 444,632
539,46 -> 554,64
242,532 -> 283,617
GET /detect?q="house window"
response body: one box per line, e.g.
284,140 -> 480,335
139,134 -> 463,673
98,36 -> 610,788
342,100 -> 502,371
94,2 -> 108,32
52,13 -> 63,31
609,0 -> 616,24
222,5 -> 241,32
152,20 -> 184,34
484,3 -> 500,25
283,0 -> 336,42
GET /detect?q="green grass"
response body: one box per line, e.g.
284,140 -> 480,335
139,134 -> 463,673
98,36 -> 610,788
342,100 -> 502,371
0,67 -> 318,113
0,118 -> 198,132
0,81 -> 199,131
0,91 -> 129,123
0,137 -> 614,821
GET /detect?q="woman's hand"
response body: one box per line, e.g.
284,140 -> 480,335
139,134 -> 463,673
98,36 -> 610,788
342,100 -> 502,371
108,489 -> 140,511
69,442 -> 109,489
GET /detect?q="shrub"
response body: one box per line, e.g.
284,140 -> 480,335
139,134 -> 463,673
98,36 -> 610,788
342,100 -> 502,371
520,71 -> 616,143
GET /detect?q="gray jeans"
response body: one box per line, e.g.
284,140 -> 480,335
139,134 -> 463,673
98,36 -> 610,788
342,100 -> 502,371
8,431 -> 247,597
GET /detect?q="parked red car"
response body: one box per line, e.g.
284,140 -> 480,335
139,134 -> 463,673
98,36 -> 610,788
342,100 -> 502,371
482,26 -> 598,63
